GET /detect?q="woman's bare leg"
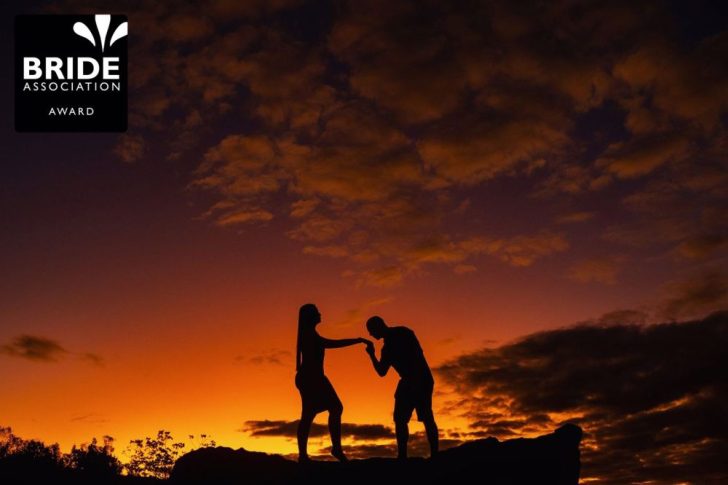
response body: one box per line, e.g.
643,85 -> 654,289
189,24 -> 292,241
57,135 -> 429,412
298,409 -> 315,462
329,401 -> 347,461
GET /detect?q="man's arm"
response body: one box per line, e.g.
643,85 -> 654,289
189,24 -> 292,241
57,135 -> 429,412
365,342 -> 390,377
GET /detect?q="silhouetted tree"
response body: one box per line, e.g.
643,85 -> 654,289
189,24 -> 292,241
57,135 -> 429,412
0,426 -> 61,464
0,427 -> 23,458
125,430 -> 186,479
0,426 -> 63,481
65,436 -> 122,478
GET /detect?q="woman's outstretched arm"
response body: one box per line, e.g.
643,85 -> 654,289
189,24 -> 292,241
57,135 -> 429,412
320,336 -> 369,349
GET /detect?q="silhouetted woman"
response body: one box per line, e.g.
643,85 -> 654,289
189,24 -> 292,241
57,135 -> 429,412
296,303 -> 369,462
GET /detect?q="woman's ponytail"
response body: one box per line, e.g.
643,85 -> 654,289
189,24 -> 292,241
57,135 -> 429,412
297,303 -> 316,371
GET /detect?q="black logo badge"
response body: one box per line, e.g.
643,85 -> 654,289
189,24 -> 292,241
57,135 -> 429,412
15,14 -> 128,132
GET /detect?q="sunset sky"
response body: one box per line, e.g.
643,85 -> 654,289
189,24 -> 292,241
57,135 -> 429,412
1,1 -> 727,483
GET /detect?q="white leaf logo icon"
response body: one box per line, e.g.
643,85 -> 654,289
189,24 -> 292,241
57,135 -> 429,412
73,14 -> 127,52
73,22 -> 95,47
109,22 -> 128,47
95,15 -> 110,51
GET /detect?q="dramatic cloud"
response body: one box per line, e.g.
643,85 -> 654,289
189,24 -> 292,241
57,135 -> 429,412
435,312 -> 728,483
1,335 -> 67,362
52,0 -> 726,290
192,117 -> 569,286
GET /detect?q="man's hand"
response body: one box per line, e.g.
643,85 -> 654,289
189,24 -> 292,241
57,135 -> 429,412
362,340 -> 388,376
365,340 -> 375,355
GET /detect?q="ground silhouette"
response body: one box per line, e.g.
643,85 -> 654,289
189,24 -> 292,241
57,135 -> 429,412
170,424 -> 582,485
0,424 -> 581,484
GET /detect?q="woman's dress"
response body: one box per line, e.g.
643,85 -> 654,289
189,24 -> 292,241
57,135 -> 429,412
296,332 -> 341,413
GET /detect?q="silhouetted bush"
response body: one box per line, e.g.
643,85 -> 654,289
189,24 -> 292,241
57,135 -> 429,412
0,426 -> 21,458
1,426 -> 130,484
125,430 -> 187,479
0,426 -> 64,483
65,435 -> 122,478
124,430 -> 217,479
1,425 -> 220,483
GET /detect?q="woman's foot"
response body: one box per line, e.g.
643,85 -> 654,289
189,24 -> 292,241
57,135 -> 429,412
331,447 -> 348,462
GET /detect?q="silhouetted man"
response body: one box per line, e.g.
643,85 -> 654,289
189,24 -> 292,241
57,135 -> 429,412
364,316 -> 438,459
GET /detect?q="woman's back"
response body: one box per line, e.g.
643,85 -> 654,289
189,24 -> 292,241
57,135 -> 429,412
298,331 -> 325,374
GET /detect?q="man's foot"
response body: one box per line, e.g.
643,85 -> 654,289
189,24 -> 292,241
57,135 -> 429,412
298,454 -> 310,464
396,454 -> 408,461
331,447 -> 348,462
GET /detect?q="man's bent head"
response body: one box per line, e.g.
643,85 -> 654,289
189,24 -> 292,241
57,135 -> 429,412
366,316 -> 388,339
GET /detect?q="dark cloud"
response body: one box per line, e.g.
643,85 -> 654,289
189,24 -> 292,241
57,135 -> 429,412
190,1 -> 725,287
241,419 -> 314,438
435,312 -> 728,483
49,1 -> 728,289
240,420 -> 393,441
659,271 -> 728,320
0,335 -> 104,366
316,432 -> 463,460
1,335 -> 67,362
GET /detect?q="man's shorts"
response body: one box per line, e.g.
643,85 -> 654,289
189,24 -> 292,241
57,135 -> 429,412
393,378 -> 434,423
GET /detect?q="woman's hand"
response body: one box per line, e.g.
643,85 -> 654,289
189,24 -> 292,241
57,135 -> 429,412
364,340 -> 375,355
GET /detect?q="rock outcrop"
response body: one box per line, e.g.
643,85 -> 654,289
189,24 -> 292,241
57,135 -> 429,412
171,424 -> 582,485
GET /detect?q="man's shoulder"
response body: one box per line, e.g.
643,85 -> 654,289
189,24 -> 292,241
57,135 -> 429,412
389,326 -> 417,341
